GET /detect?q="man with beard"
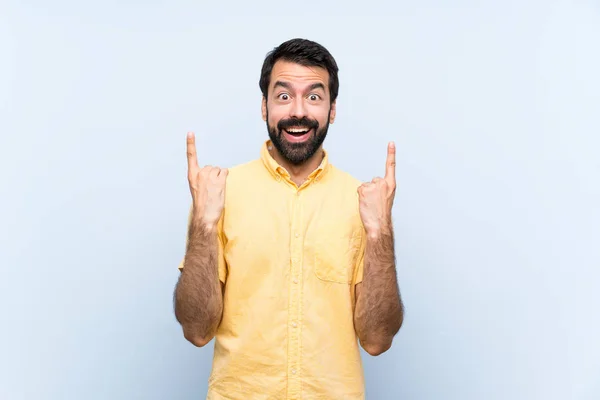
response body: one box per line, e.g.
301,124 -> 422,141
174,38 -> 404,400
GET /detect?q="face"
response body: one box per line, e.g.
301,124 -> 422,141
262,60 -> 336,165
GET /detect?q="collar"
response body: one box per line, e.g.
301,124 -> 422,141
260,140 -> 330,184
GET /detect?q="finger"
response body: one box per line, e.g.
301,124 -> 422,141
199,165 -> 212,179
385,141 -> 396,183
186,132 -> 199,171
209,167 -> 221,180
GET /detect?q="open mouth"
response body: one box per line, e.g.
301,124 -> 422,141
282,126 -> 313,143
284,127 -> 311,136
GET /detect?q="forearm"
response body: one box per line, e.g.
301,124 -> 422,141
174,215 -> 223,346
354,226 -> 404,354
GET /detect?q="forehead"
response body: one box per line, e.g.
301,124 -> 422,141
270,60 -> 329,91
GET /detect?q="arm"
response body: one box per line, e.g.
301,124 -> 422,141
354,225 -> 404,356
173,131 -> 228,347
354,141 -> 404,356
174,214 -> 224,347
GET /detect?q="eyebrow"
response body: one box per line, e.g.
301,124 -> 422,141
273,81 -> 292,91
272,81 -> 326,92
307,82 -> 325,92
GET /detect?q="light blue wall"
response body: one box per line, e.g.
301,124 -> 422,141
1,1 -> 598,399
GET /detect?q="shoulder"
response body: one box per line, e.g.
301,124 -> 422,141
323,164 -> 365,232
225,159 -> 263,181
222,159 -> 266,198
326,164 -> 364,191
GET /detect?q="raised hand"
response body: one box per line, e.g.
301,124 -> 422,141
186,132 -> 228,229
358,142 -> 397,236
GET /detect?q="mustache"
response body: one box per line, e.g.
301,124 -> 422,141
277,117 -> 319,132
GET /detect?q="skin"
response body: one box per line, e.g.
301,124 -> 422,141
262,60 -> 336,186
173,132 -> 227,347
354,143 -> 404,355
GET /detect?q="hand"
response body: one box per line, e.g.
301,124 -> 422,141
186,132 -> 228,229
358,142 -> 397,236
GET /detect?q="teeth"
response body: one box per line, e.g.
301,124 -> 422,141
287,128 -> 309,133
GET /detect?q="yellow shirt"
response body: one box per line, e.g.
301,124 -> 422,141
179,140 -> 367,399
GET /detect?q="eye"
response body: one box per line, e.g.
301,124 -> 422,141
308,94 -> 321,101
278,93 -> 290,101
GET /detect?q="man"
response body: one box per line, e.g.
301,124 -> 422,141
174,38 -> 404,399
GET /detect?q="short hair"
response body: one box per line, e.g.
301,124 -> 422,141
259,38 -> 339,104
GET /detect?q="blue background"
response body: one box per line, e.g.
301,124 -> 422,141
1,1 -> 598,399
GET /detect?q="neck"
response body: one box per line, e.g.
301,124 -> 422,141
270,145 -> 325,186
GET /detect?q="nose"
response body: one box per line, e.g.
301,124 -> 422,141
290,97 -> 308,120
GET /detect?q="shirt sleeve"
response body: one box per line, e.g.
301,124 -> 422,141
177,207 -> 228,284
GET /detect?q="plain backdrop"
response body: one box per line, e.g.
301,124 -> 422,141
1,1 -> 599,399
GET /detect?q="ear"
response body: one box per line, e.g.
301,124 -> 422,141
329,100 -> 337,124
261,96 -> 267,121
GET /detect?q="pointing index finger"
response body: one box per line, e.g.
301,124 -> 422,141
186,131 -> 199,171
385,141 -> 396,183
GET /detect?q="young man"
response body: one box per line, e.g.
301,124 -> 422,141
174,38 -> 404,400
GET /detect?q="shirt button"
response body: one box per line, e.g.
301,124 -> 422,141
291,369 -> 296,375
293,278 -> 298,284
292,322 -> 297,328
295,233 -> 300,238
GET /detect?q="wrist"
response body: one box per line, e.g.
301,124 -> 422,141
365,227 -> 386,241
365,221 -> 392,240
191,209 -> 217,233
201,221 -> 217,233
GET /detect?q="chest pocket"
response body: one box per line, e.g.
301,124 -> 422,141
313,216 -> 363,284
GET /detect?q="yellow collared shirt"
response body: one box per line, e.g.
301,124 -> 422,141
180,140 -> 366,399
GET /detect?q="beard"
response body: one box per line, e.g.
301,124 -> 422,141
266,109 -> 331,165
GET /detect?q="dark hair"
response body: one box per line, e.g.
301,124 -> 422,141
259,38 -> 339,104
